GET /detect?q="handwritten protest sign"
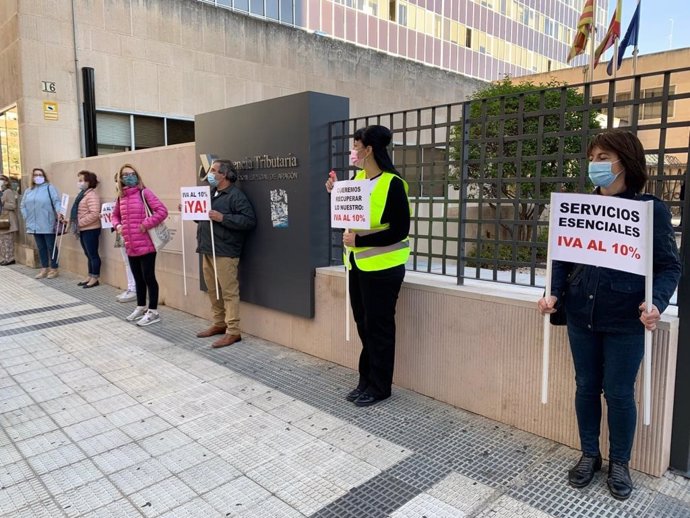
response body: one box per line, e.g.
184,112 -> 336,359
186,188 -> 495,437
548,192 -> 651,276
181,186 -> 211,221
100,202 -> 114,229
59,193 -> 69,216
330,180 -> 372,230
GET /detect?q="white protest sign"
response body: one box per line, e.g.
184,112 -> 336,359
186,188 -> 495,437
100,202 -> 114,229
548,192 -> 652,276
330,180 -> 372,230
59,193 -> 69,216
181,186 -> 211,221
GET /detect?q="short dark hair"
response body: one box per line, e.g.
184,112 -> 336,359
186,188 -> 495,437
213,160 -> 238,181
587,130 -> 648,193
78,170 -> 99,189
354,125 -> 399,176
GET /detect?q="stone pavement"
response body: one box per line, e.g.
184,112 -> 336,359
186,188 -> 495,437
1,265 -> 689,518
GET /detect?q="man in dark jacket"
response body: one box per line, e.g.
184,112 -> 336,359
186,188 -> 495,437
195,160 -> 256,348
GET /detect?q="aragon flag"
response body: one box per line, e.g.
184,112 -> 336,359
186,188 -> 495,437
594,0 -> 623,68
567,0 -> 595,63
607,1 -> 640,75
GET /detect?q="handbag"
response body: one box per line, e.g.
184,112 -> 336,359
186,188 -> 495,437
141,190 -> 172,251
549,264 -> 584,326
0,212 -> 9,230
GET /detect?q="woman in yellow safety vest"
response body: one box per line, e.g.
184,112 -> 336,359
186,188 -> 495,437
326,125 -> 411,407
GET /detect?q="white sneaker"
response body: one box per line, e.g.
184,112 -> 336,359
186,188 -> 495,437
137,310 -> 160,327
116,290 -> 137,303
126,306 -> 147,322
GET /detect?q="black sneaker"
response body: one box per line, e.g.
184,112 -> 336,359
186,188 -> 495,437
568,454 -> 602,488
607,461 -> 633,500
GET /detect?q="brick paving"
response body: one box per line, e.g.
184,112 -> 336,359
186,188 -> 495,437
1,264 -> 689,517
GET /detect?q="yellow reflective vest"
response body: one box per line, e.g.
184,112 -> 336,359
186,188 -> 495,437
345,171 -> 411,272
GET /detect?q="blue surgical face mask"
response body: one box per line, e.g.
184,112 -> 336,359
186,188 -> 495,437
34,176 -> 45,185
206,172 -> 218,187
588,160 -> 622,188
122,175 -> 138,187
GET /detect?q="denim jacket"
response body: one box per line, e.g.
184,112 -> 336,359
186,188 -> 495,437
551,189 -> 681,334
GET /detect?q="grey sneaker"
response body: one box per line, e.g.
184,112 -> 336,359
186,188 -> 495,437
137,310 -> 160,327
116,290 -> 137,303
126,306 -> 147,322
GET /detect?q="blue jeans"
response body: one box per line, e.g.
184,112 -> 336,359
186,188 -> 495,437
33,233 -> 58,268
79,229 -> 101,277
567,323 -> 644,463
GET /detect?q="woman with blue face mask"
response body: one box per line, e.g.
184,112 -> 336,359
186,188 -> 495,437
112,164 -> 168,327
537,129 -> 681,500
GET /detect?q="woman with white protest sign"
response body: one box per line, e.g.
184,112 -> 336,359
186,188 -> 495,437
325,125 -> 411,407
537,130 -> 681,500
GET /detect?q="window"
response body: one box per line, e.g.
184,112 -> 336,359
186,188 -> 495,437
96,111 -> 194,155
266,0 -> 279,20
133,116 -> 164,150
389,0 -> 396,21
0,107 -> 22,193
398,3 -> 407,26
465,27 -> 472,48
96,112 -> 131,155
614,92 -> 631,122
642,87 -> 675,120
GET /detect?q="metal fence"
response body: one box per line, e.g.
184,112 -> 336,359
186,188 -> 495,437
329,66 -> 690,289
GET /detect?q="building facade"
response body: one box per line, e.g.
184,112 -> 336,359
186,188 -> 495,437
197,0 -> 609,80
0,0 -> 484,199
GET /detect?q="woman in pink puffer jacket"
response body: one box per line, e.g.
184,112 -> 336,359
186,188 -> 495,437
112,164 -> 168,327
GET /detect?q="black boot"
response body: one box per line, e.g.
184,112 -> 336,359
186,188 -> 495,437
607,461 -> 633,500
568,454 -> 602,488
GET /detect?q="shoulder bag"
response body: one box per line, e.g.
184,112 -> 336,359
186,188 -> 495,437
141,190 -> 172,251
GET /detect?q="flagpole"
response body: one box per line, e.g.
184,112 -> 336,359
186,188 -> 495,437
632,0 -> 640,75
588,0 -> 597,83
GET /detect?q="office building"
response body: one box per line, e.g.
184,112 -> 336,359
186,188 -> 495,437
198,0 -> 609,80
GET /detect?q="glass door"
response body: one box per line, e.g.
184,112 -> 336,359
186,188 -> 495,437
0,106 -> 22,193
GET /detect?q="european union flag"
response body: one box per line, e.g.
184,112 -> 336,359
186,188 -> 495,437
608,2 -> 640,75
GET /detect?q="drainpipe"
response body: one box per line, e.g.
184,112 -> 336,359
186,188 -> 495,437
71,0 -> 85,157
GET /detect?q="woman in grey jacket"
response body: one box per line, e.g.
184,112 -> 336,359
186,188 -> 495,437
20,168 -> 62,278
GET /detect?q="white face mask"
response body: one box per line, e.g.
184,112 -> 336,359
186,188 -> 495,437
78,181 -> 88,190
34,176 -> 45,185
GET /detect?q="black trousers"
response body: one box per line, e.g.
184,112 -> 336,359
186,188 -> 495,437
128,252 -> 159,310
349,261 -> 405,398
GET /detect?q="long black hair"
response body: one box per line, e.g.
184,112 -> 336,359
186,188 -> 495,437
354,125 -> 400,176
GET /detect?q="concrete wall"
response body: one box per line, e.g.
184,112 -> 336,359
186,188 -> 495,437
49,142 -> 678,477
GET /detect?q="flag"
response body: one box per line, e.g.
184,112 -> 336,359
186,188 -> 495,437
567,0 -> 595,62
594,0 -> 623,68
607,1 -> 640,75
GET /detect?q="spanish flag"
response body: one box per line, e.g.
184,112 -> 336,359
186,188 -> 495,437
567,0 -> 595,63
594,0 -> 623,68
